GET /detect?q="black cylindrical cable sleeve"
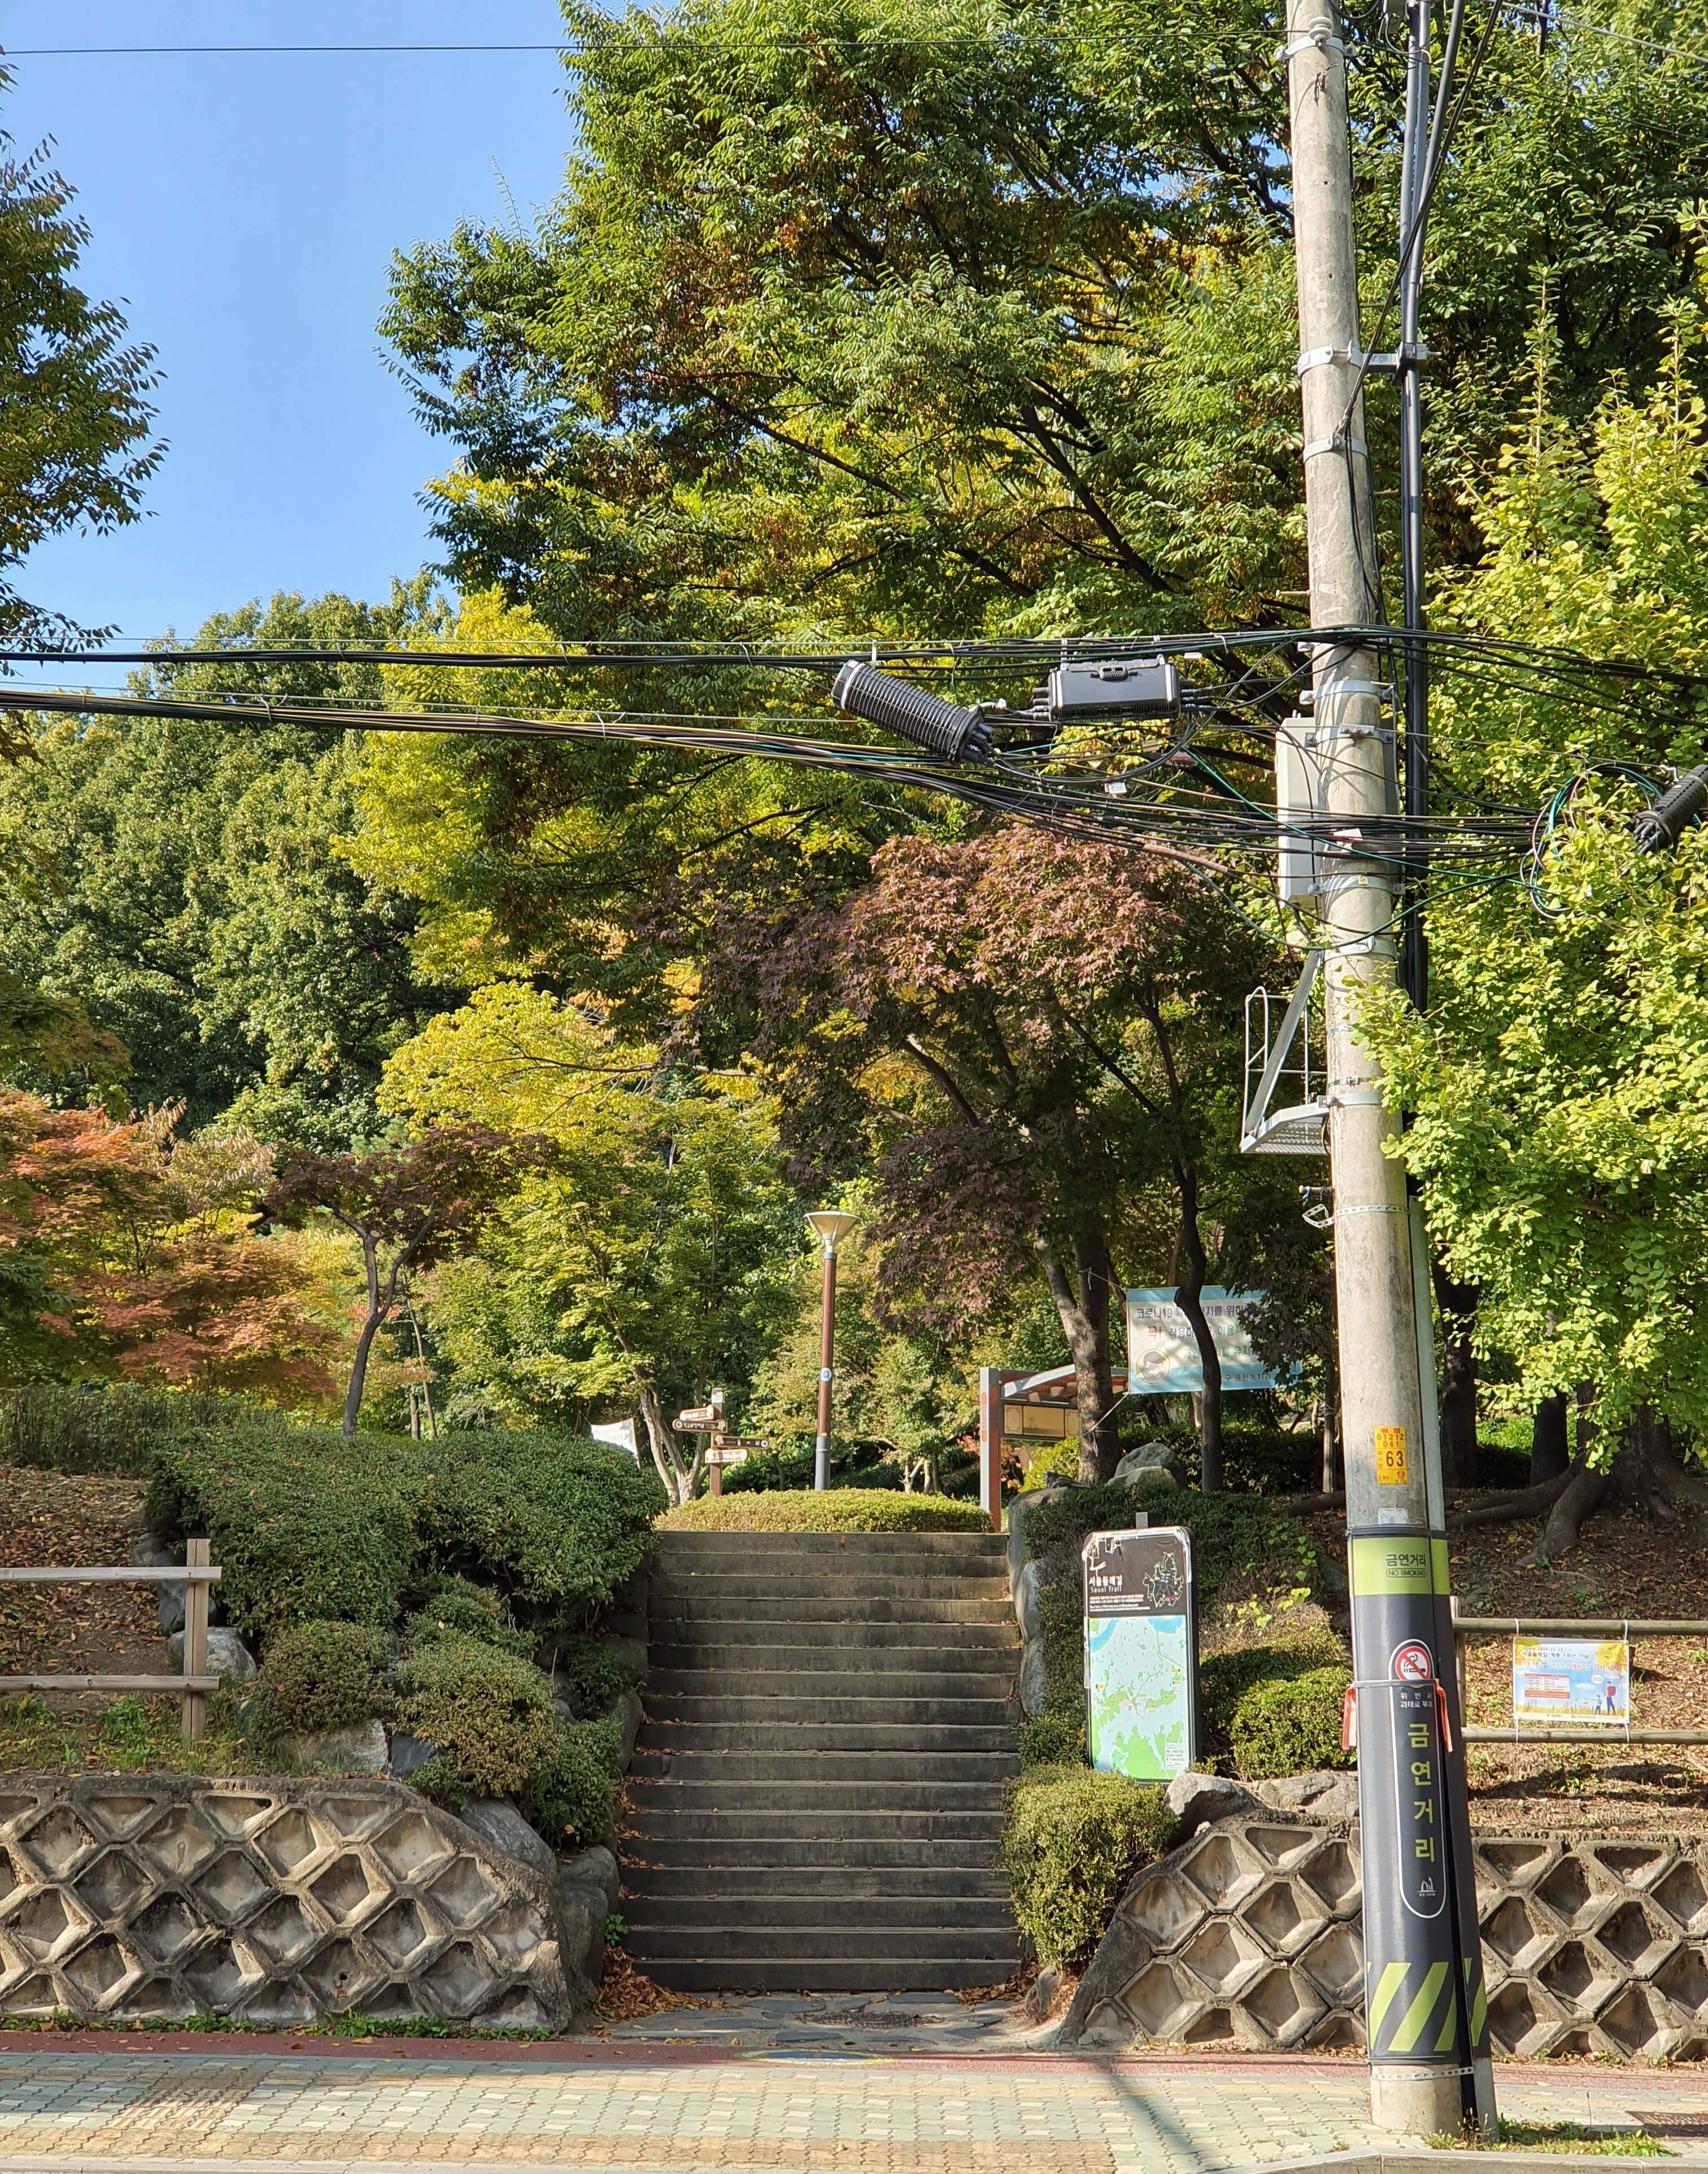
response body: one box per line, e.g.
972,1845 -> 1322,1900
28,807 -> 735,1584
1633,764 -> 1708,853
831,660 -> 992,762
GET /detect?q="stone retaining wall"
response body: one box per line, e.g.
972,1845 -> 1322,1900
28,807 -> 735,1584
1058,1814 -> 1708,2063
0,1772 -> 593,2030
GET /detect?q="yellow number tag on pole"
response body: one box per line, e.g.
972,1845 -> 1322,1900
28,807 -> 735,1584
1375,1426 -> 1409,1485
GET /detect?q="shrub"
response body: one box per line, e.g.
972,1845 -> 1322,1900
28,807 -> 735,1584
424,1431 -> 664,1625
146,1418 -> 429,1639
525,1719 -> 622,1850
554,1633 -> 642,1718
404,1577 -> 534,1659
0,1383 -> 241,1477
660,1488 -> 989,1533
394,1628 -> 557,1803
248,1621 -> 387,1747
1018,1709 -> 1085,1768
1017,1438 -> 1080,1491
1200,1633 -> 1352,1777
999,1766 -> 1175,1966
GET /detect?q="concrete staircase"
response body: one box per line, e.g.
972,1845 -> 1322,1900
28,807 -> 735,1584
622,1527 -> 1023,1993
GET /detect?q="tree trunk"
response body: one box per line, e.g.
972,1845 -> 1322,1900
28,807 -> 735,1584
342,1235 -> 386,1440
1431,1264 -> 1479,1487
1458,1406 -> 1708,1562
1321,1386 -> 1341,1494
1172,1164 -> 1223,1492
637,1378 -> 702,1506
1530,1396 -> 1568,1484
1037,1232 -> 1119,1485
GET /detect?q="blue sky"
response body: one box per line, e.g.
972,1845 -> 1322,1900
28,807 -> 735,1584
6,2 -> 573,643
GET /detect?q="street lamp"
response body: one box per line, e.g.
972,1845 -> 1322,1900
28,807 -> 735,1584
805,1210 -> 859,1492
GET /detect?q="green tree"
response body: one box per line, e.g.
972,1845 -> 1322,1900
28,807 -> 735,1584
1359,331 -> 1708,1556
0,106 -> 162,642
378,983 -> 801,1500
0,591 -> 461,1142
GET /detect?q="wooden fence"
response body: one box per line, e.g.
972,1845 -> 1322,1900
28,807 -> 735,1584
0,1539 -> 223,1738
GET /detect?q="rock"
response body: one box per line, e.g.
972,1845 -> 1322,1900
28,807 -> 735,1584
1022,1961 -> 1064,2023
1015,1559 -> 1045,1644
291,1721 -> 387,1774
168,1625 -> 256,1684
133,1537 -> 186,1633
1117,1465 -> 1176,1492
1113,1442 -> 1178,1480
1018,1636 -> 1048,1717
1165,1771 -> 1266,1832
1005,1484 -> 1068,1605
1255,1769 -> 1359,1820
387,1731 -> 439,1779
457,1797 -> 558,1882
594,1633 -> 647,1681
551,1696 -> 575,1727
554,1881 -> 606,1985
602,1688 -> 643,1771
557,1843 -> 620,1916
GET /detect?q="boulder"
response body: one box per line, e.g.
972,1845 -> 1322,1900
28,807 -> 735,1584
1015,1559 -> 1045,1644
1113,1441 -> 1177,1480
1022,1961 -> 1065,2024
132,1536 -> 185,1633
387,1731 -> 439,1780
168,1626 -> 255,1684
1005,1483 -> 1068,1605
291,1721 -> 387,1775
1018,1636 -> 1048,1717
1254,1768 -> 1358,1820
594,1633 -> 647,1681
557,1842 -> 620,1916
1165,1771 -> 1266,1832
457,1797 -> 558,1883
603,1688 -> 644,1771
555,1845 -> 620,1985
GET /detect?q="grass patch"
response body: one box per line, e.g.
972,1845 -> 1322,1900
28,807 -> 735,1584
0,2006 -> 560,2042
0,1692 -> 250,1777
660,1489 -> 989,1533
1428,2122 -> 1671,2156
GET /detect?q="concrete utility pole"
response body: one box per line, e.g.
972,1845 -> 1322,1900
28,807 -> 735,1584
1284,0 -> 1493,2137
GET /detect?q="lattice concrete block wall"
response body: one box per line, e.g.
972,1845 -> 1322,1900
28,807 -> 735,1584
0,1772 -> 586,2031
1057,1817 -> 1708,2063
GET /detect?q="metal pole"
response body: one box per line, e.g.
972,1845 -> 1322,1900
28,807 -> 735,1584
1286,0 -> 1491,2137
814,1241 -> 838,1492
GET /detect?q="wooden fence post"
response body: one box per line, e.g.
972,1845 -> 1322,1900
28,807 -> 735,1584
182,1538 -> 210,1741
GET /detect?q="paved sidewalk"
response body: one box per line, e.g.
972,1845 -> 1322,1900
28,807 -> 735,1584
0,2040 -> 1706,2174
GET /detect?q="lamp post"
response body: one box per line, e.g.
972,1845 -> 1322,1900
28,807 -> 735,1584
805,1210 -> 858,1492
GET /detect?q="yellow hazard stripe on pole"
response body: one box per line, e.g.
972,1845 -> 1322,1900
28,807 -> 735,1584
1465,1959 -> 1488,2046
1368,1961 -> 1409,2038
1391,1960 -> 1449,2053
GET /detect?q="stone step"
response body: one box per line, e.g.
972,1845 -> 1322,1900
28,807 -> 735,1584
630,1749 -> 1017,1786
649,1593 -> 1016,1626
630,1835 -> 1004,1871
630,1778 -> 1008,1815
621,1863 -> 1009,1899
651,1635 -> 1016,1671
635,1958 -> 1017,1993
648,1574 -> 1012,1602
650,1616 -> 1018,1649
635,1721 -> 1016,1754
644,1693 -> 1014,1729
648,1667 -> 1016,1702
652,1532 -> 1006,1556
622,1893 -> 1014,1931
623,1925 -> 1022,1964
626,1810 -> 1005,1846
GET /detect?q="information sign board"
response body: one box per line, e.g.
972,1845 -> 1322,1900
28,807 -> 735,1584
1512,1636 -> 1629,1727
1082,1526 -> 1197,1781
1124,1288 -> 1278,1393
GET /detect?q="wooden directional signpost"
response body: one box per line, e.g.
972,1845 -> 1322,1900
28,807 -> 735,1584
673,1389 -> 764,1497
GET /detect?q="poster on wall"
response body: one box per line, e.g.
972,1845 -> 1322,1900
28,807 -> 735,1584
1082,1527 -> 1198,1782
1124,1287 -> 1278,1394
1511,1636 -> 1629,1727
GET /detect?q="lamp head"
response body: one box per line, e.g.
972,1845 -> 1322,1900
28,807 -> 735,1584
806,1209 -> 859,1252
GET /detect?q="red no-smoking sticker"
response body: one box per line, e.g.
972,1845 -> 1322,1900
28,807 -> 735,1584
1391,1641 -> 1433,1684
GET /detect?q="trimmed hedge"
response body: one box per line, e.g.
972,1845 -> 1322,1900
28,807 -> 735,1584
661,1488 -> 988,1533
1,1384 -> 242,1477
424,1430 -> 664,1626
999,1766 -> 1175,1966
1200,1636 -> 1352,1778
526,1719 -> 623,1850
147,1420 -> 428,1639
247,1620 -> 387,1750
1018,1709 -> 1086,1770
394,1629 -> 558,1805
404,1577 -> 534,1660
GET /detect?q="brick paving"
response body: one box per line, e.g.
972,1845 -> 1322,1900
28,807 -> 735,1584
0,2045 -> 1705,2174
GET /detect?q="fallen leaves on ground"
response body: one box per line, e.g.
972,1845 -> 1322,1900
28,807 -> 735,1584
596,1950 -> 720,2024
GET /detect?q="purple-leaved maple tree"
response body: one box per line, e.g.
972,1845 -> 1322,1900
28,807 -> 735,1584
720,823 -> 1272,1487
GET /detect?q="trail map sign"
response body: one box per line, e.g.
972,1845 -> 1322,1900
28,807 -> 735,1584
1125,1287 -> 1279,1393
1082,1526 -> 1198,1781
1513,1637 -> 1630,1727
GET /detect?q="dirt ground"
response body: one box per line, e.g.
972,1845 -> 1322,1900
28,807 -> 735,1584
0,1465 -> 168,1693
1302,1495 -> 1708,1835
